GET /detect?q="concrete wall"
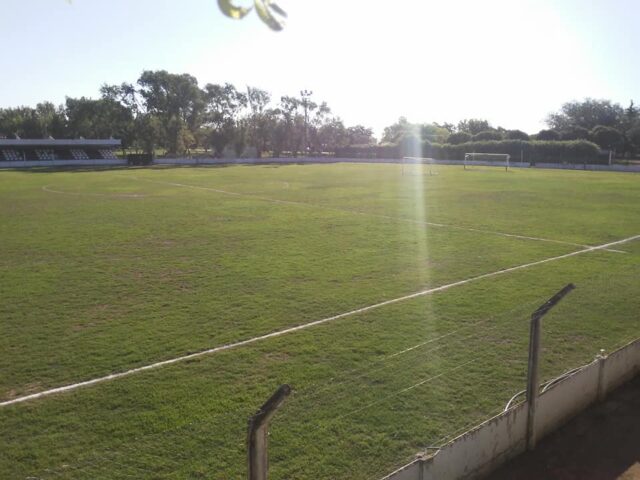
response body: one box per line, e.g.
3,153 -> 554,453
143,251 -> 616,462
0,159 -> 127,168
534,162 -> 640,172
154,157 -> 640,173
423,403 -> 528,480
535,361 -> 600,440
2,156 -> 638,173
153,156 -> 397,166
382,338 -> 640,480
602,338 -> 640,393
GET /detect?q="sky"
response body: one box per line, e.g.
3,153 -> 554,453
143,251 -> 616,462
1,0 -> 639,136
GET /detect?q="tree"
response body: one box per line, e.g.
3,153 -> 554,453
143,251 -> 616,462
278,96 -> 304,156
627,126 -> 640,152
134,114 -> 164,154
0,104 -> 66,139
623,100 -> 638,130
547,98 -> 623,131
447,131 -> 472,145
346,125 -> 374,145
473,130 -> 503,141
0,107 -> 39,138
536,129 -> 561,141
65,97 -> 133,140
381,117 -> 416,144
434,122 -> 455,133
420,123 -> 450,143
203,82 -> 247,156
560,126 -> 590,141
317,118 -> 347,152
505,129 -> 530,141
590,125 -> 623,150
34,102 -> 67,138
381,119 -> 447,144
137,70 -> 204,154
246,86 -> 272,157
457,119 -> 491,135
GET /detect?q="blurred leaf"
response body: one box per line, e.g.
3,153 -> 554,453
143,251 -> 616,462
267,1 -> 288,18
254,0 -> 286,31
217,0 -> 252,19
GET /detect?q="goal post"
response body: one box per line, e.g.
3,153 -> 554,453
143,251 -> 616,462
401,156 -> 438,176
464,153 -> 511,171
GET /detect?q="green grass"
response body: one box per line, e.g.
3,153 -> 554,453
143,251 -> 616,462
1,163 -> 639,479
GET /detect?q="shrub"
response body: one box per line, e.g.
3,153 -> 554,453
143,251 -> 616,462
334,144 -> 400,159
536,129 -> 561,141
336,139 -> 601,164
505,129 -> 530,141
590,125 -> 623,150
473,130 -> 504,141
399,134 -> 422,158
627,126 -> 640,150
423,139 -> 600,164
560,126 -> 590,141
447,132 -> 472,145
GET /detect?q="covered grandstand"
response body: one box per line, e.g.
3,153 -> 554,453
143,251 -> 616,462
0,138 -> 124,167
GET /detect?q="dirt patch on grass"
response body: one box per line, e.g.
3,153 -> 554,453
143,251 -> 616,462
3,382 -> 44,401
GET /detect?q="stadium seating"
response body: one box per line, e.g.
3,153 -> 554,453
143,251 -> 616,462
36,149 -> 56,160
98,149 -> 118,160
70,149 -> 90,160
0,139 -> 122,163
1,149 -> 22,161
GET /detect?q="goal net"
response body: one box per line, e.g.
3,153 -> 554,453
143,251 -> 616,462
464,153 -> 510,171
401,157 -> 438,176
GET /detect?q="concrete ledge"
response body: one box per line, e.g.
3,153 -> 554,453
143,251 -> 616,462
382,338 -> 640,480
152,157 -> 640,173
0,159 -> 126,168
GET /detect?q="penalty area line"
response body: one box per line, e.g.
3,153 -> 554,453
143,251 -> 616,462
2,233 -> 638,408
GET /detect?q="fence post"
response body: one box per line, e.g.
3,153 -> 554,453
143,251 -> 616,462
525,283 -> 575,451
596,349 -> 607,402
247,384 -> 292,480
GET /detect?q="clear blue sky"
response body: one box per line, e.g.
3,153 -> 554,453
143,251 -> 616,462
2,0 -> 639,136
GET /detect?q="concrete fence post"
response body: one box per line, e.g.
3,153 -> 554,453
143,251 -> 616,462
247,384 -> 291,480
596,349 -> 607,402
525,283 -> 575,451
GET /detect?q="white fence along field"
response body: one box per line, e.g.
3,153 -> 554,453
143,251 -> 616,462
381,337 -> 640,480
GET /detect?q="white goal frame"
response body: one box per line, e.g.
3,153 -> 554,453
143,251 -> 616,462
464,153 -> 510,172
401,156 -> 438,176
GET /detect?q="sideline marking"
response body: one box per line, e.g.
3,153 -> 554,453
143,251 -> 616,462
2,233 -> 638,407
131,177 -> 625,253
42,185 -> 147,199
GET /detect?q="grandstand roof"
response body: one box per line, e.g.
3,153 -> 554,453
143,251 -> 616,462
0,139 -> 121,147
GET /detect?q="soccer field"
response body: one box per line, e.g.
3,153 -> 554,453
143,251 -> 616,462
1,163 -> 639,479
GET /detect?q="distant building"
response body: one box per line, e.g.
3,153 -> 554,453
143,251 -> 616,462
0,138 -> 122,165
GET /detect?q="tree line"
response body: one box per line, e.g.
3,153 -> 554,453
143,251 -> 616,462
0,70 -> 375,158
380,98 -> 640,157
1,71 -> 638,158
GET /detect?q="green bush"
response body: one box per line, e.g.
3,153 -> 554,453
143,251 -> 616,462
422,139 -> 600,164
505,129 -> 530,141
334,144 -> 400,159
473,130 -> 504,141
536,129 -> 561,141
337,139 -> 601,164
447,132 -> 472,145
628,126 -> 640,150
560,126 -> 590,141
590,125 -> 623,150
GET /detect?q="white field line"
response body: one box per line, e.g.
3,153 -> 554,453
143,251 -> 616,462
2,233 -> 638,408
131,177 -> 625,253
42,185 -> 147,199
